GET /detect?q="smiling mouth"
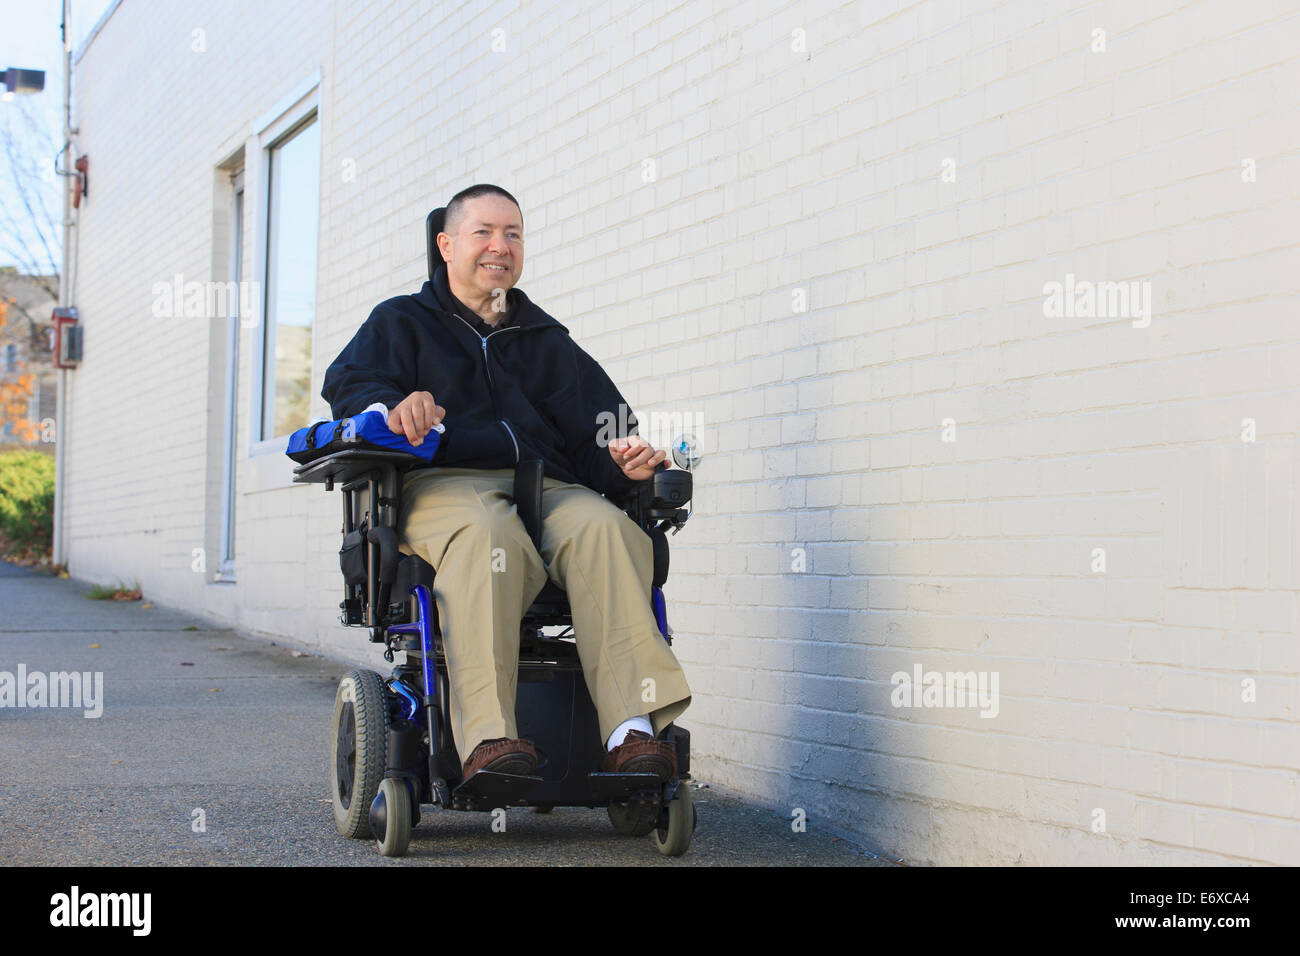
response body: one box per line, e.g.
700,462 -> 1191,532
480,264 -> 509,272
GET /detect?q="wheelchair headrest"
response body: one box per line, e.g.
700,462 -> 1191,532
426,207 -> 446,281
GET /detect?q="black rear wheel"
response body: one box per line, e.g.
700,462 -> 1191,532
607,800 -> 659,836
330,669 -> 390,838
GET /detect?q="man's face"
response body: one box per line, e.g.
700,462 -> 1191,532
438,194 -> 524,305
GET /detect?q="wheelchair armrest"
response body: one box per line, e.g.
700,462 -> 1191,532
291,447 -> 423,490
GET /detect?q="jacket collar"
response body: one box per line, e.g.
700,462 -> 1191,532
414,262 -> 568,335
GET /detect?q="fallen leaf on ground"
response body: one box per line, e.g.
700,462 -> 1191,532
206,688 -> 221,693
180,662 -> 194,666
87,643 -> 100,649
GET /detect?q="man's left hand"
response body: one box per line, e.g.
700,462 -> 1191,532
609,436 -> 667,481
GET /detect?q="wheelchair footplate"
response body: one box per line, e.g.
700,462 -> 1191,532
450,770 -> 544,811
585,771 -> 668,801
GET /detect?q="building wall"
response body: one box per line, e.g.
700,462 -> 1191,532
70,0 -> 1299,865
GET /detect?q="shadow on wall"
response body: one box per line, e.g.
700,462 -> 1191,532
771,508 -> 919,862
767,500 -> 1011,866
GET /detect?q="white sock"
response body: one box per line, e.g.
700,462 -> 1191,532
606,714 -> 653,751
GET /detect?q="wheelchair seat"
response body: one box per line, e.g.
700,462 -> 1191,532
389,550 -> 572,628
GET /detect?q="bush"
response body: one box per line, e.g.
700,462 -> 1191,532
0,449 -> 55,553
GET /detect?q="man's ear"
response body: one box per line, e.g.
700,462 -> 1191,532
436,231 -> 453,264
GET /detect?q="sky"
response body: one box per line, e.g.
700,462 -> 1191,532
0,0 -> 116,272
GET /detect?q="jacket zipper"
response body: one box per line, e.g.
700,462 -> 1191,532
451,312 -> 522,463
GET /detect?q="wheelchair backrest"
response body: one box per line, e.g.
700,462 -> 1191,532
426,207 -> 446,282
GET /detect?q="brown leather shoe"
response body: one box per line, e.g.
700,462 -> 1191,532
601,730 -> 677,781
461,737 -> 538,780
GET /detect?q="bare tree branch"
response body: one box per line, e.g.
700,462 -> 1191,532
0,97 -> 61,277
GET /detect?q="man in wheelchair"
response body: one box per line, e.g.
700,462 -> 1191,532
320,184 -> 693,797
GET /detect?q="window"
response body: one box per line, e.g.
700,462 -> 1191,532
259,114 -> 320,441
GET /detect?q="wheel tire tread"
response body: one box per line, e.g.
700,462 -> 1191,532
376,777 -> 412,856
651,783 -> 693,856
331,669 -> 390,839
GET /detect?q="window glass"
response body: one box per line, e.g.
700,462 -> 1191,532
262,116 -> 319,439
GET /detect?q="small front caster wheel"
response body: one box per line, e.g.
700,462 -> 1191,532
371,777 -> 412,857
651,782 -> 693,857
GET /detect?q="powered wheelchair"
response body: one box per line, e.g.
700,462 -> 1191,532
291,209 -> 698,858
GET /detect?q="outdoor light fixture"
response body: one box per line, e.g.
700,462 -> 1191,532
2,68 -> 45,99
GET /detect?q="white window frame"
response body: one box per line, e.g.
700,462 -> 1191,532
246,70 -> 321,491
214,166 -> 244,583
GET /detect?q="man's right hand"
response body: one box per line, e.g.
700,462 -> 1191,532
388,391 -> 446,446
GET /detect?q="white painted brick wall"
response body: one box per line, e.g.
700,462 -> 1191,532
66,0 -> 1300,865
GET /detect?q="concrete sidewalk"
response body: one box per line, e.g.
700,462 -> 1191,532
0,561 -> 891,866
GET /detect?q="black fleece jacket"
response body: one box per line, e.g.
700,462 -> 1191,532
320,263 -> 642,498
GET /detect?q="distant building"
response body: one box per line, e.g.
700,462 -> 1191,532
0,269 -> 57,453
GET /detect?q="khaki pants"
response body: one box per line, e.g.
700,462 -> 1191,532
395,466 -> 692,760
